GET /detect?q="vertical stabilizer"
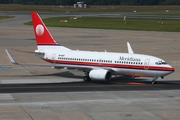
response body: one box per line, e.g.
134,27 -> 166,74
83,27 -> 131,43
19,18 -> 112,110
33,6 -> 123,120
127,42 -> 134,54
31,12 -> 70,50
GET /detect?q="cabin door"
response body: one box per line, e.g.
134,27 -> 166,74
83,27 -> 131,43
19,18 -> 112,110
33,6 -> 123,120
144,59 -> 150,70
52,53 -> 56,63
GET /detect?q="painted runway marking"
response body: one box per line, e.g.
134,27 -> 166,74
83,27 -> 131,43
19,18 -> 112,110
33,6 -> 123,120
126,82 -> 146,85
0,66 -> 11,71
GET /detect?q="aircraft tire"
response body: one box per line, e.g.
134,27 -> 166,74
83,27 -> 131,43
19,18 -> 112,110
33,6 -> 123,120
83,76 -> 91,82
152,81 -> 157,84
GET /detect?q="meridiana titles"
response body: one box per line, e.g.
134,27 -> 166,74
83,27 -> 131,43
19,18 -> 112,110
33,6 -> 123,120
119,56 -> 141,61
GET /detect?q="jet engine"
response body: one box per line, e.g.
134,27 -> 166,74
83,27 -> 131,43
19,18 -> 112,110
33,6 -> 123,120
89,69 -> 112,81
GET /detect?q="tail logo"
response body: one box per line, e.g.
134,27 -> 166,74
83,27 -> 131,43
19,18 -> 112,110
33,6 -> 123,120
36,24 -> 44,36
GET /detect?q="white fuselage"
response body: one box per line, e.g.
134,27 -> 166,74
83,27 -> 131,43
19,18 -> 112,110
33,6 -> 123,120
39,49 -> 174,78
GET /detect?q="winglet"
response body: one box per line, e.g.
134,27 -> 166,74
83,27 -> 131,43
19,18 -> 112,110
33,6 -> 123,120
5,49 -> 19,65
127,42 -> 134,54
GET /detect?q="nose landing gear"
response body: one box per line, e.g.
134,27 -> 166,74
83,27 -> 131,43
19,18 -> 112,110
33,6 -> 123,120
152,76 -> 164,84
152,79 -> 157,84
152,77 -> 159,84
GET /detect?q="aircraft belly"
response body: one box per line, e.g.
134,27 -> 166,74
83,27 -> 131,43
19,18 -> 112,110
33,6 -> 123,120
54,62 -> 172,77
114,68 -> 170,77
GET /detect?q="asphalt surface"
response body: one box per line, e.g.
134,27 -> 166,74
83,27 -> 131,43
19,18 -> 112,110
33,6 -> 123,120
0,80 -> 180,93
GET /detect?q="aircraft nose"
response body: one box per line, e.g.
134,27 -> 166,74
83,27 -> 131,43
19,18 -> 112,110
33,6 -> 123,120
171,66 -> 175,72
168,65 -> 175,73
162,65 -> 175,77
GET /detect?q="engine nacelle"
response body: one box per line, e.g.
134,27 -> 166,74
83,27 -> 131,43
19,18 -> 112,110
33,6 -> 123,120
89,69 -> 112,81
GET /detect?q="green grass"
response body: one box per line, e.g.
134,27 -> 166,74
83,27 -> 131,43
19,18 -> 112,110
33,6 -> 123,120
1,4 -> 180,12
25,16 -> 180,32
0,16 -> 14,19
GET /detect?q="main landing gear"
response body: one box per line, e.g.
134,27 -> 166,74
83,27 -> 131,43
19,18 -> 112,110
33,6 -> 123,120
83,72 -> 91,82
83,76 -> 91,82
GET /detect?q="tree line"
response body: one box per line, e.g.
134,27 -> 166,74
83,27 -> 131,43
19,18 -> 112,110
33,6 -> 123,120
0,0 -> 180,5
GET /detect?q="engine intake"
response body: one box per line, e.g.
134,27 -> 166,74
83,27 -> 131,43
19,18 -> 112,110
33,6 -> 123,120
89,69 -> 112,81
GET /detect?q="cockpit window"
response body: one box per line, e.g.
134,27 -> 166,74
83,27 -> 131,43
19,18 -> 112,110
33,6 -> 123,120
155,61 -> 167,65
161,62 -> 167,65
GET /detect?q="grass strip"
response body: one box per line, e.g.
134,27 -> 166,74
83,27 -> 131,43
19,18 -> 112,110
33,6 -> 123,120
0,16 -> 14,19
25,16 -> 180,32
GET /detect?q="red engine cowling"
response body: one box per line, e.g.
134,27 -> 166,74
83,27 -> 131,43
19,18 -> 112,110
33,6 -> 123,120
89,69 -> 112,81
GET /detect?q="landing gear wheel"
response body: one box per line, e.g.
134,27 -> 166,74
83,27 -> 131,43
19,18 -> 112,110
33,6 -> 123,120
83,76 -> 91,82
152,77 -> 158,84
152,80 -> 157,85
152,81 -> 157,84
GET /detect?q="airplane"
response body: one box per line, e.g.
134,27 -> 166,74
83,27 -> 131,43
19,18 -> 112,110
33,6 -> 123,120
5,12 -> 174,84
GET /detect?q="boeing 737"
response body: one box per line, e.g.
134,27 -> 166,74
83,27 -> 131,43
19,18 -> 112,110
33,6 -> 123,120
5,12 -> 174,84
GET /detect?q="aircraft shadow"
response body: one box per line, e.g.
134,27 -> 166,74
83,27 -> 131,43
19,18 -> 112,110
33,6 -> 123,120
32,71 -> 83,79
24,71 -> 180,85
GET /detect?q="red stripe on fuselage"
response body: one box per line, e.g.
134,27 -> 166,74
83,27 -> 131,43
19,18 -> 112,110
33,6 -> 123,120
42,59 -> 174,71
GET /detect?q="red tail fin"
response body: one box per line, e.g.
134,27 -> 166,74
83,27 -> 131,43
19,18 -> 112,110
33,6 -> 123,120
31,12 -> 58,45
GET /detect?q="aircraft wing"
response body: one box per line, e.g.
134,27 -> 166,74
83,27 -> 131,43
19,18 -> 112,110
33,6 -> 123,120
5,49 -> 19,65
5,49 -> 55,67
5,49 -> 94,71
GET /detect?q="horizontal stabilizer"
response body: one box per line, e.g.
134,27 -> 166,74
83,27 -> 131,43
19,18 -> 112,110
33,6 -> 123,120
127,42 -> 134,54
